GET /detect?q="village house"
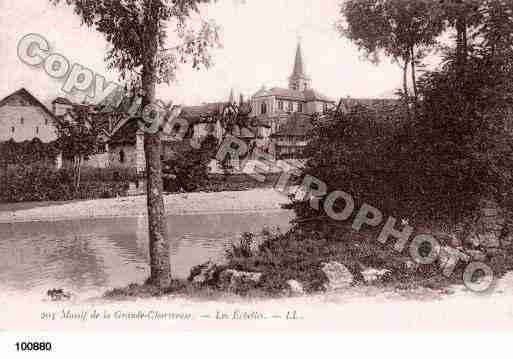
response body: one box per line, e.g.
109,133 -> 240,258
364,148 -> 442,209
0,88 -> 62,168
0,88 -> 59,143
1,42 -> 400,176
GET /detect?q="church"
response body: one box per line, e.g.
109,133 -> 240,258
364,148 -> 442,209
180,41 -> 336,163
249,41 -> 335,159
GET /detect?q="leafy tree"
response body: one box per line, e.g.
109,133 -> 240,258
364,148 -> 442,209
51,0 -> 221,288
338,0 -> 444,103
55,111 -> 98,190
162,134 -> 218,192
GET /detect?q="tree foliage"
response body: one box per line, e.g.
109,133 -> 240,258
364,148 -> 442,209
51,0 -> 221,83
300,0 -> 513,228
55,111 -> 99,189
51,0 -> 222,288
338,0 -> 444,100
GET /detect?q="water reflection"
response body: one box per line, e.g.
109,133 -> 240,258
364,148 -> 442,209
0,211 -> 292,296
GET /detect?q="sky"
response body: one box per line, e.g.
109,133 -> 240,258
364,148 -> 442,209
0,0 -> 403,107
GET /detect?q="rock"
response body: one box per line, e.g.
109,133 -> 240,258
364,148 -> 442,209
188,261 -> 218,285
438,246 -> 470,265
361,268 -> 391,283
219,269 -> 262,292
321,261 -> 354,291
478,233 -> 500,248
285,280 -> 304,295
465,249 -> 487,262
47,288 -> 72,301
483,247 -> 505,257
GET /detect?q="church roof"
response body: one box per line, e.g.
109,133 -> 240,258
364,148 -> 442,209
291,42 -> 308,79
252,86 -> 334,103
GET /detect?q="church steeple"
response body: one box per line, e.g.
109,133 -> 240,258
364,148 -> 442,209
228,88 -> 235,104
292,42 -> 306,78
289,41 -> 311,91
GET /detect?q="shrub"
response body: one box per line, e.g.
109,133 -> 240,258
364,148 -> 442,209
0,164 -> 129,203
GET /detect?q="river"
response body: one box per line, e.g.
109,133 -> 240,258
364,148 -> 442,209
0,210 -> 293,297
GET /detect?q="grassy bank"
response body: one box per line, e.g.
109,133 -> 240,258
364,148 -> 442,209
102,221 -> 513,301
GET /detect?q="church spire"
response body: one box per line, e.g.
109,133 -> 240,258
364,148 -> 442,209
289,40 -> 311,91
228,88 -> 235,104
292,41 -> 306,78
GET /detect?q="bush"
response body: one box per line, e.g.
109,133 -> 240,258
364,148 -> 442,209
0,164 -> 129,203
162,135 -> 217,192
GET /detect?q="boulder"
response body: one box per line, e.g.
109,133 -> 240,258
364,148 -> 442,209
188,261 -> 218,285
361,268 -> 391,283
321,261 -> 354,291
466,232 -> 500,249
47,288 -> 72,301
219,269 -> 262,292
465,249 -> 487,262
285,279 -> 304,295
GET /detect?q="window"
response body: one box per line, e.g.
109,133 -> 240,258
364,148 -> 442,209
11,126 -> 15,133
119,149 -> 125,163
287,102 -> 293,112
298,103 -> 303,113
323,103 -> 328,113
260,102 -> 267,114
20,117 -> 24,125
35,126 -> 39,135
45,118 -> 48,125
278,100 -> 283,111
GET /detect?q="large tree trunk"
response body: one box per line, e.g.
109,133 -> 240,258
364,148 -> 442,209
410,47 -> 418,101
402,59 -> 411,120
455,13 -> 468,74
142,8 -> 172,289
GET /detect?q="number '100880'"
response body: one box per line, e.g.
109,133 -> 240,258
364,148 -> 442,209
15,342 -> 52,351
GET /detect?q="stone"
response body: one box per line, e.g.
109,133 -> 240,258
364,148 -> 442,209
465,231 -> 499,248
188,261 -> 218,285
478,233 -> 500,248
321,261 -> 354,291
361,268 -> 391,283
47,288 -> 72,301
439,246 -> 470,266
219,269 -> 262,292
465,249 -> 487,262
285,279 -> 304,295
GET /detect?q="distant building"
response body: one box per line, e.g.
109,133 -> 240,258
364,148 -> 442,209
0,88 -> 62,168
250,41 -> 336,159
0,88 -> 59,143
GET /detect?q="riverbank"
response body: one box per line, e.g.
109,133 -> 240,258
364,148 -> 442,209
0,188 -> 292,223
3,273 -> 513,331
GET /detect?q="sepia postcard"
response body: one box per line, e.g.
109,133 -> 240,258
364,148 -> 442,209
1,0 -> 513,356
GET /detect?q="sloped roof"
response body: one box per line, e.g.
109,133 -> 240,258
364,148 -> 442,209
0,88 -> 58,122
179,102 -> 225,123
304,89 -> 333,102
338,98 -> 401,116
52,96 -> 73,105
252,86 -> 334,103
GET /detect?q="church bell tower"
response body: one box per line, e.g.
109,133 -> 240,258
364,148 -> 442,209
288,41 -> 311,91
